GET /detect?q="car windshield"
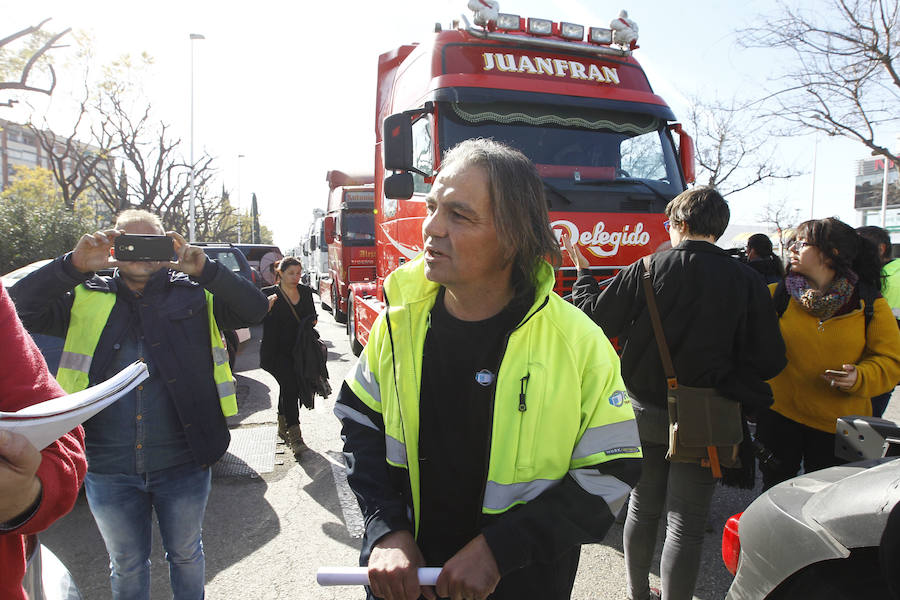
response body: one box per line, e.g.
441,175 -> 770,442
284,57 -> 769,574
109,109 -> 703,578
438,102 -> 682,210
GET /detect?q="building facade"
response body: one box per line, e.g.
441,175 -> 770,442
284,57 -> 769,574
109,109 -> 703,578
0,117 -> 113,193
855,155 -> 900,239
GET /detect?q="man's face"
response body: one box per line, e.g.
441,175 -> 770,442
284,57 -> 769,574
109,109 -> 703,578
422,163 -> 512,294
116,222 -> 169,284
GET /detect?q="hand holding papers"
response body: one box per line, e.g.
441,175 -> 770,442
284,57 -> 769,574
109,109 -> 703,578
0,361 -> 149,450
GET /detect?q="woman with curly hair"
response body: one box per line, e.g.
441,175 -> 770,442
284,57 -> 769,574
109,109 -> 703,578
757,217 -> 900,489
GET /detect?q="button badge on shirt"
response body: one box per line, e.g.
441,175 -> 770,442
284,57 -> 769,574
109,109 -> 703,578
474,369 -> 495,387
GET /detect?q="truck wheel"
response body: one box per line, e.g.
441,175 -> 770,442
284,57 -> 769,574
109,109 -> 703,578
348,295 -> 363,357
333,287 -> 347,324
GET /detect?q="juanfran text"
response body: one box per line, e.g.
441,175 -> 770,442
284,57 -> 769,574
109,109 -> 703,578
482,53 -> 620,85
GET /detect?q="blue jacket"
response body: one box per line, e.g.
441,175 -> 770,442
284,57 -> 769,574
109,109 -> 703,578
10,253 -> 269,467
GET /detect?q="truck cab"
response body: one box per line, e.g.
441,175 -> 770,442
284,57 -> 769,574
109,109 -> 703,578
318,170 -> 376,323
301,209 -> 327,291
347,5 -> 695,354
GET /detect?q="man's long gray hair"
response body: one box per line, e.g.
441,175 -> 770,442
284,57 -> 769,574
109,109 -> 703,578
439,138 -> 561,296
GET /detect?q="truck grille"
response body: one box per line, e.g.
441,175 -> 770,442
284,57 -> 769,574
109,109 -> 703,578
349,266 -> 376,282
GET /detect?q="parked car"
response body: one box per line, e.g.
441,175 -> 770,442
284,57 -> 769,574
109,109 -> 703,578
2,260 -> 64,374
194,244 -> 256,367
1,259 -> 53,287
232,243 -> 284,287
723,416 -> 900,599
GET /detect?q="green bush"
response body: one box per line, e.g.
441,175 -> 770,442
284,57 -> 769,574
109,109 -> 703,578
0,167 -> 95,274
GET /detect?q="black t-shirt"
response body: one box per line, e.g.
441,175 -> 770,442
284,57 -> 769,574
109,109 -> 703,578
416,287 -> 529,565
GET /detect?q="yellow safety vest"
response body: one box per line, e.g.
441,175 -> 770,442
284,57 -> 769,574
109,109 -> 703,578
57,285 -> 238,417
345,255 -> 641,535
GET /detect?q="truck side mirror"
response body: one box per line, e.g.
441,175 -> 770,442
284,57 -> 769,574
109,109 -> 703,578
324,216 -> 336,245
669,123 -> 696,185
383,113 -> 414,171
384,173 -> 414,200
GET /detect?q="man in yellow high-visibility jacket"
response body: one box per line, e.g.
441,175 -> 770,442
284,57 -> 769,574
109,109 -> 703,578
11,210 -> 268,600
335,139 -> 642,600
857,225 -> 900,417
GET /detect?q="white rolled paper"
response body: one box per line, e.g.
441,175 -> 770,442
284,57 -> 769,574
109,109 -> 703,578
316,566 -> 442,586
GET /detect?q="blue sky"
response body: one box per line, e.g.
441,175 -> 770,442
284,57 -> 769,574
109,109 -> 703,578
4,0 -> 885,248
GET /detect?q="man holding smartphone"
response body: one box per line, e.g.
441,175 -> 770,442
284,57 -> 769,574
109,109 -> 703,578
10,209 -> 269,599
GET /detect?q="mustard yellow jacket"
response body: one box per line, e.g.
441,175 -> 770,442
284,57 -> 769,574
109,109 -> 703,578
768,283 -> 900,432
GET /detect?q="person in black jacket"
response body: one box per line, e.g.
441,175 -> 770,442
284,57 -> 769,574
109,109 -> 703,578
564,186 -> 786,600
260,256 -> 317,455
9,209 -> 268,600
746,233 -> 785,285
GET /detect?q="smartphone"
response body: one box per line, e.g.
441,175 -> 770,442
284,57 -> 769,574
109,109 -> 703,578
825,369 -> 849,377
114,234 -> 174,261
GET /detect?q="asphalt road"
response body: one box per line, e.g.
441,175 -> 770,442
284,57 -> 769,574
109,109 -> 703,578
38,294 -> 900,599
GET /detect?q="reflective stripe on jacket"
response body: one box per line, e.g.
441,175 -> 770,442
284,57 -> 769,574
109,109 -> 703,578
57,286 -> 237,416
344,254 -> 641,535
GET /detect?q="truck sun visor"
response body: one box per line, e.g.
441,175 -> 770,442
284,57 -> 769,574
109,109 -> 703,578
450,102 -> 658,135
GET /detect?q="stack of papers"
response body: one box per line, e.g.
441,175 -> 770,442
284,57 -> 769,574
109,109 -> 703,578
0,361 -> 149,450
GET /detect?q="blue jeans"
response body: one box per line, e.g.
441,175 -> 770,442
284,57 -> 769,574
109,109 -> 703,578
85,462 -> 212,600
624,401 -> 716,600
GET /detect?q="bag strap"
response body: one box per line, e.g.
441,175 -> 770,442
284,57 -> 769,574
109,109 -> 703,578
641,256 -> 723,477
640,256 -> 678,391
275,285 -> 302,324
773,279 -> 789,318
859,281 -> 877,330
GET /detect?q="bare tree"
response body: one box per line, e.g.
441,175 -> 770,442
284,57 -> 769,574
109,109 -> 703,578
27,86 -> 117,210
742,0 -> 900,174
91,94 -> 215,230
0,19 -> 71,108
174,186 -> 240,242
686,94 -> 801,196
758,197 -> 802,258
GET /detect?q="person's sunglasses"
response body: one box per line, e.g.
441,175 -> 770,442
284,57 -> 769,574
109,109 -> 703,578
788,240 -> 813,252
663,220 -> 671,232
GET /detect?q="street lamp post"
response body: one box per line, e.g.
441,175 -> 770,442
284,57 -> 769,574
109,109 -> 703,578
881,157 -> 890,228
189,33 -> 205,242
237,154 -> 245,243
810,136 -> 818,219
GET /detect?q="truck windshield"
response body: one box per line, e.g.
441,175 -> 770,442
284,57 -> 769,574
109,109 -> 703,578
440,102 -> 682,211
341,212 -> 375,245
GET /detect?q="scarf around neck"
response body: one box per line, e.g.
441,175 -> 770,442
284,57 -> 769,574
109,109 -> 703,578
785,270 -> 858,321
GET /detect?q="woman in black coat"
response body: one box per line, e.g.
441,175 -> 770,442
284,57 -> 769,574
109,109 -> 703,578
746,233 -> 785,285
260,256 -> 317,454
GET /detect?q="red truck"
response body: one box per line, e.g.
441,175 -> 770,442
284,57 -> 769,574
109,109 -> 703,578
346,6 -> 695,355
319,170 -> 376,325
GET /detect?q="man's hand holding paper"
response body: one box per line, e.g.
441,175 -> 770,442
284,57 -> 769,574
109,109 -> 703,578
0,429 -> 42,524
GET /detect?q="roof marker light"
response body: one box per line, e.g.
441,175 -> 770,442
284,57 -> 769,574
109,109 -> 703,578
527,17 -> 553,36
560,22 -> 584,40
589,27 -> 613,45
496,13 -> 521,31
